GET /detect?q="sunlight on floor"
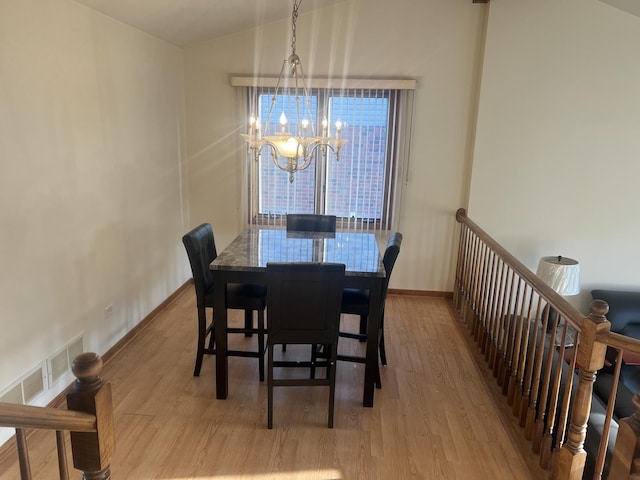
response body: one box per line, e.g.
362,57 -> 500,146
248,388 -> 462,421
155,471 -> 343,480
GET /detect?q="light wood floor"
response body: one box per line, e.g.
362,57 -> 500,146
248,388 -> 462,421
0,289 -> 547,479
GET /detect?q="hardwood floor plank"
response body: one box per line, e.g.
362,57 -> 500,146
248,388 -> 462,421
0,290 -> 546,479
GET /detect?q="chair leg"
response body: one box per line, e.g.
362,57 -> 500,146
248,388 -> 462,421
207,321 -> 216,350
258,310 -> 265,382
310,345 -> 330,379
244,310 -> 253,337
193,306 -> 207,376
267,344 -> 274,429
328,345 -> 337,428
379,313 -> 387,366
310,345 -> 317,379
359,315 -> 367,341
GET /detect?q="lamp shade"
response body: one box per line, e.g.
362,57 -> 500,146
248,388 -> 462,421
536,256 -> 581,296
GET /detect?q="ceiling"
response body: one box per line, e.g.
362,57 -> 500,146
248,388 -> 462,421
74,0 -> 347,47
73,0 -> 640,47
600,0 -> 640,18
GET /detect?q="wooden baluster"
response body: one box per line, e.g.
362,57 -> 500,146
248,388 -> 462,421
520,296 -> 543,427
489,261 -> 507,372
553,301 -> 609,480
533,308 -> 561,454
494,267 -> 513,380
66,352 -> 115,480
609,392 -> 640,478
15,427 -> 32,480
56,430 -> 69,479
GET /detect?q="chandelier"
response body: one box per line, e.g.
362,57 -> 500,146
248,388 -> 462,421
241,0 -> 347,183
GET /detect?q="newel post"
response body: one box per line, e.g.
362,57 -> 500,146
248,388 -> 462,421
66,353 -> 115,480
552,300 -> 610,480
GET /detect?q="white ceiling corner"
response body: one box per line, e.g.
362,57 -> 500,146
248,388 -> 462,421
599,0 -> 640,18
73,0 -> 347,47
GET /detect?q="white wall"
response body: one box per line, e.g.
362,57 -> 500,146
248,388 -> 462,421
0,0 -> 187,395
183,0 -> 486,292
469,0 -> 640,310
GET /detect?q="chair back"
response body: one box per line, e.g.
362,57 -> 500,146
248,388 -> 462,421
182,223 -> 217,307
266,262 -> 345,345
286,214 -> 337,233
382,232 -> 403,297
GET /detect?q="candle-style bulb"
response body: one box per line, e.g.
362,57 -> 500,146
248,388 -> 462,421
248,116 -> 256,142
335,120 -> 342,140
280,112 -> 288,126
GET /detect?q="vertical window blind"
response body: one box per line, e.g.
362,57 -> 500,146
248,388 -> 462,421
232,77 -> 416,233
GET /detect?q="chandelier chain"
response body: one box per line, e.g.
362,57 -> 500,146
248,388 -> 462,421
291,0 -> 301,55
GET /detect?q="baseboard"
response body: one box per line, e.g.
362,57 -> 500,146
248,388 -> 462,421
388,288 -> 453,298
53,279 -> 192,405
101,280 -> 192,366
0,280 -> 193,462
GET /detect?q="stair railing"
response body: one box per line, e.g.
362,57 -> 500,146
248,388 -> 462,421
454,208 -> 640,479
0,352 -> 114,480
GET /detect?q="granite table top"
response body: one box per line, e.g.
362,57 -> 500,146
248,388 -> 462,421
210,228 -> 385,277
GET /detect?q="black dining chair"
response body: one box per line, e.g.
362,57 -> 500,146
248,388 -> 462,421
281,213 -> 337,354
286,214 -> 337,233
265,262 -> 345,429
182,223 -> 267,380
337,232 -> 403,386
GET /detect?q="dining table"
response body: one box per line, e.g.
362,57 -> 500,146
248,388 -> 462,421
210,227 -> 386,407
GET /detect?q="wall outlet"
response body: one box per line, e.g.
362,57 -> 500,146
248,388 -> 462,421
104,304 -> 113,318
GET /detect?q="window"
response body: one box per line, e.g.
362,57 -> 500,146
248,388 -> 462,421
234,78 -> 416,231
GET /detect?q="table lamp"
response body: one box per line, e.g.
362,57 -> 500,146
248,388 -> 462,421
536,256 -> 581,296
536,255 -> 580,346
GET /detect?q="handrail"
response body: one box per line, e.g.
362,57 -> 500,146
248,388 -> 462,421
454,208 -> 640,479
598,329 -> 640,354
0,403 -> 96,432
455,208 -> 584,330
0,352 -> 115,480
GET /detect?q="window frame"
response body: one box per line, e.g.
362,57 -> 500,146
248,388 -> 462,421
248,87 -> 398,229
233,76 -> 416,232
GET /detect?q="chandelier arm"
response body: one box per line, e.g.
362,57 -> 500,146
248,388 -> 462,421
251,144 -> 261,163
269,152 -> 297,177
309,141 -> 344,162
295,62 -> 317,137
271,157 -> 290,173
307,142 -> 324,160
263,59 -> 290,135
265,144 -> 288,174
262,140 -> 300,174
297,151 -> 314,172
